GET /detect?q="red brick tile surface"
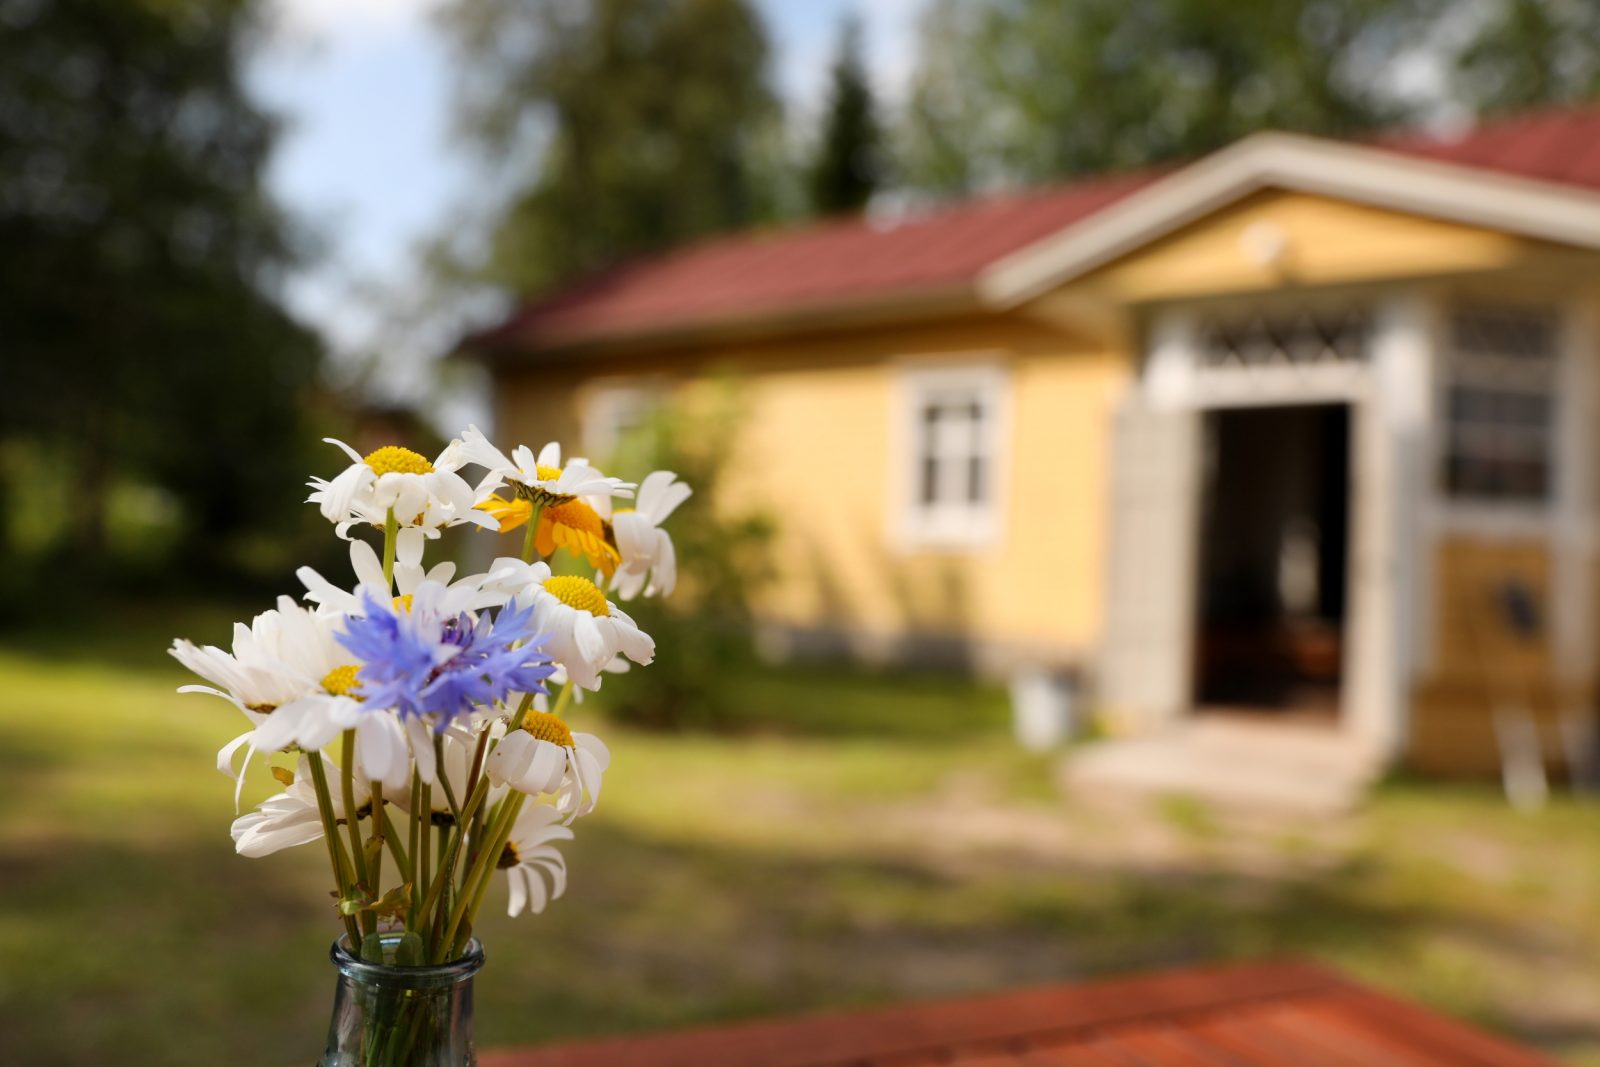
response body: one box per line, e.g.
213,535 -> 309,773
479,960 -> 1559,1067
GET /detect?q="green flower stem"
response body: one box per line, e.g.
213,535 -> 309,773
419,783 -> 433,891
453,798 -> 521,959
429,823 -> 452,950
339,730 -> 376,938
307,755 -> 363,947
340,731 -> 368,885
433,735 -> 463,824
407,772 -> 421,926
412,688 -> 538,930
444,681 -> 577,956
378,804 -> 409,883
413,772 -> 491,943
463,727 -> 491,809
382,506 -> 398,588
369,780 -> 384,905
520,504 -> 541,564
437,790 -> 522,961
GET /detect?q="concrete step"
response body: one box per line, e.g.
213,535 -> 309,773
1060,718 -> 1382,817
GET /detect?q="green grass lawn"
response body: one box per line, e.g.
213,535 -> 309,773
2,603 -> 1598,1065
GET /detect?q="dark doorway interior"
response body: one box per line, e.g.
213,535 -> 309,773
1195,403 -> 1350,716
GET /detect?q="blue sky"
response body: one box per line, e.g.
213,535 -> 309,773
249,0 -> 927,358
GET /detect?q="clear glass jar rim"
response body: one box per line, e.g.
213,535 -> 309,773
330,934 -> 486,987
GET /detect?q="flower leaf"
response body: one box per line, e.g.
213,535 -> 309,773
393,931 -> 425,966
370,883 -> 413,923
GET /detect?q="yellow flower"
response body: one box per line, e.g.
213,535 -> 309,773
477,494 -> 533,532
535,500 -> 620,575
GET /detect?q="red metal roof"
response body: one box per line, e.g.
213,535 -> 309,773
1380,103 -> 1600,190
472,105 -> 1600,354
480,960 -> 1558,1067
471,170 -> 1158,351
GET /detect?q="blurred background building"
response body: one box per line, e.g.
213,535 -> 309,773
465,106 -> 1600,788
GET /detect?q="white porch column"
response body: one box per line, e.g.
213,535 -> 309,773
1348,291 -> 1434,759
1097,311 -> 1201,732
1554,295 -> 1598,682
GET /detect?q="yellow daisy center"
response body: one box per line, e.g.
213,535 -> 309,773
535,464 -> 563,481
363,445 -> 433,477
522,711 -> 575,747
497,842 -> 520,869
543,575 -> 609,616
393,594 -> 414,613
321,664 -> 361,696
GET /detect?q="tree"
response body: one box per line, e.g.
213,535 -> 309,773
807,16 -> 885,216
1451,0 -> 1600,115
439,0 -> 781,294
901,0 -> 1434,194
0,0 -> 324,586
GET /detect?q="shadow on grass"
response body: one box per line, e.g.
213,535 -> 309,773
0,598 -> 254,682
3,815 -> 1595,1067
470,825 -> 1591,1056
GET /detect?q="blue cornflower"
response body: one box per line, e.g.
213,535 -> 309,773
336,586 -> 556,729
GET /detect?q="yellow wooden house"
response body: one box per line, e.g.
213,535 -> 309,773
463,106 -> 1600,777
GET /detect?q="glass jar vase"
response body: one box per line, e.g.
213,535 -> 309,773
319,933 -> 485,1067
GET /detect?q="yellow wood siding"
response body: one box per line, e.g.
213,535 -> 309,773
486,188 -> 1600,772
1409,537 -> 1591,776
1038,190 -> 1552,316
493,314 -> 1127,664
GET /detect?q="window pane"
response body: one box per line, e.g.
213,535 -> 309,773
1442,304 -> 1558,505
968,455 -> 986,505
920,456 -> 940,505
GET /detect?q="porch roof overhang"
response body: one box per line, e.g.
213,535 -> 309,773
980,132 -> 1600,311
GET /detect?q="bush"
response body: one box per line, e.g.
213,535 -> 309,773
596,384 -> 776,730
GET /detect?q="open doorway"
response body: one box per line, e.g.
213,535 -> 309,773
1194,403 -> 1350,719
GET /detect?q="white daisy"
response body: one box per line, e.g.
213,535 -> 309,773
389,727 -> 497,826
230,753 -> 380,858
479,558 -> 653,690
497,804 -> 572,917
307,438 -> 499,540
170,597 -> 351,803
454,426 -> 634,507
484,711 -> 610,820
601,470 -> 691,600
329,704 -> 416,793
297,528 -> 505,618
535,575 -> 653,690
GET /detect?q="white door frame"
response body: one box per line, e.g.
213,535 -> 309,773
1123,291 -> 1432,759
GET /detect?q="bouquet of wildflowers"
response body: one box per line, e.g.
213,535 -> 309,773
170,428 -> 688,974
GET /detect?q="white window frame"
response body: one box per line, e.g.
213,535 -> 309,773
891,359 -> 1011,550
1434,302 -> 1562,527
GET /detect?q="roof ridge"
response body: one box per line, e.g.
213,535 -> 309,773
464,101 -> 1600,357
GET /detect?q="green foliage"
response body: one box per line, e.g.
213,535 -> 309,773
1452,0 -> 1600,114
901,0 -> 1600,196
595,387 -> 776,730
439,0 -> 782,293
902,0 -> 1430,194
807,16 -> 885,216
0,0 -> 328,596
